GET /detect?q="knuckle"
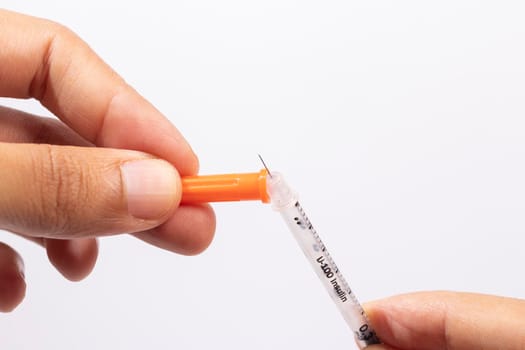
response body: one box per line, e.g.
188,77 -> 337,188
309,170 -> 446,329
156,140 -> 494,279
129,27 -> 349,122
44,19 -> 75,41
29,19 -> 87,101
32,145 -> 91,236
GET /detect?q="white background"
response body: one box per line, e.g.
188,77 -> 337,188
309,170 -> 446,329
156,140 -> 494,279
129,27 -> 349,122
1,1 -> 525,349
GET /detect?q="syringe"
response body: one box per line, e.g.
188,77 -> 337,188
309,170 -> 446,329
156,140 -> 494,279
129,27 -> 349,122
264,171 -> 379,347
181,166 -> 380,348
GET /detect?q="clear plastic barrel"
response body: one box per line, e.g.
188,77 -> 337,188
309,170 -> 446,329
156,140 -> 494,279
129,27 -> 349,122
266,172 -> 380,348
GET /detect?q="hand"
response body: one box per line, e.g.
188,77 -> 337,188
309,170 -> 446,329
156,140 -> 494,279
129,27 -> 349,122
364,291 -> 525,350
0,9 -> 215,312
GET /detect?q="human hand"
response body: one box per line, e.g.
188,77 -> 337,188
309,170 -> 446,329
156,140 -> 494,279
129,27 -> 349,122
364,291 -> 525,350
0,9 -> 215,312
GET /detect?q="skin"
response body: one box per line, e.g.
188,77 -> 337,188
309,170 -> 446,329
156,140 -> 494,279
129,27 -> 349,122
0,9 -> 216,311
1,10 -> 523,350
363,292 -> 525,350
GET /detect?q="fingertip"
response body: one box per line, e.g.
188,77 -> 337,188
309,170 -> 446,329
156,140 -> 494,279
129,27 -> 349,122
0,243 -> 26,312
174,204 -> 216,255
363,295 -> 423,348
363,298 -> 386,323
153,204 -> 216,255
46,238 -> 98,281
362,292 -> 457,350
0,272 -> 26,312
133,204 -> 216,255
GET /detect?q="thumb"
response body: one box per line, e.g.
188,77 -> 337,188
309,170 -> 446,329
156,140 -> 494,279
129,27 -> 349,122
0,143 -> 181,238
363,291 -> 525,350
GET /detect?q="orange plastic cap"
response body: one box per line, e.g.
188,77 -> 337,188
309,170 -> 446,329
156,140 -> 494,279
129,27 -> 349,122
181,169 -> 270,204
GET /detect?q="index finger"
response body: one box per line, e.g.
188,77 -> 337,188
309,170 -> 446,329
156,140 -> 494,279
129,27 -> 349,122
0,9 -> 197,175
364,291 -> 525,350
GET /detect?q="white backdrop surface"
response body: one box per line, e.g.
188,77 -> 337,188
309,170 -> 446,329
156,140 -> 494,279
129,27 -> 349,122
0,1 -> 525,349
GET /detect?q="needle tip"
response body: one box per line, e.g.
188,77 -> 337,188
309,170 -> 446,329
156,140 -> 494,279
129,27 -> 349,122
258,154 -> 273,178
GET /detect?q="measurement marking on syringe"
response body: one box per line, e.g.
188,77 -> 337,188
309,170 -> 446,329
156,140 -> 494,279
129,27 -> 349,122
294,202 -> 327,251
265,170 -> 381,348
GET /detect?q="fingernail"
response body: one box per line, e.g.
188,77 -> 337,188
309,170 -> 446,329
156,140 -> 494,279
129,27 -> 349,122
121,159 -> 180,220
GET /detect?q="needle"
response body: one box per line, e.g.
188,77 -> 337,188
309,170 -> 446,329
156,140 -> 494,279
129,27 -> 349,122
258,154 -> 273,178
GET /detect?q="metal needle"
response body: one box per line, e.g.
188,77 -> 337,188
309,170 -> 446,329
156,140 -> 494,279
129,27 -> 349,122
257,154 -> 273,178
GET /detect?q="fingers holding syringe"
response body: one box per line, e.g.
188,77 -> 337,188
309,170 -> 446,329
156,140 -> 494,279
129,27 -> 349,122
0,8 -> 215,253
0,141 -> 215,257
0,105 -> 214,257
363,291 -> 525,350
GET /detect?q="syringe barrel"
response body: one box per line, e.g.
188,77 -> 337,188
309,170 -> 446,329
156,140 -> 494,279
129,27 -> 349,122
266,173 -> 380,348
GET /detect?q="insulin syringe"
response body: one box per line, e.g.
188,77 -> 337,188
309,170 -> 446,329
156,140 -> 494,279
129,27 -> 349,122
180,163 -> 380,348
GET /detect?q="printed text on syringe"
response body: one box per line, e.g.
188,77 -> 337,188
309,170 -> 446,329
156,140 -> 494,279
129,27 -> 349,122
316,256 -> 348,302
